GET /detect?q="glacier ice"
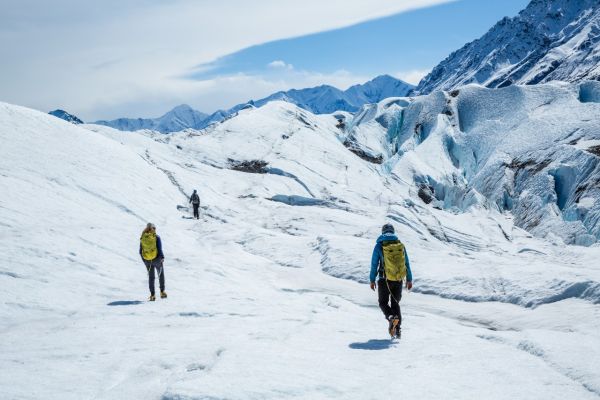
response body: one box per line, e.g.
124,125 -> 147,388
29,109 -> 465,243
346,81 -> 600,245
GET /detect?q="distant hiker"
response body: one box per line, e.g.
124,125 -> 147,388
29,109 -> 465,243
189,189 -> 200,219
139,223 -> 167,301
370,223 -> 413,338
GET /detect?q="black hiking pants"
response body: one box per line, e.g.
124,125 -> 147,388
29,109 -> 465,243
144,258 -> 165,295
192,203 -> 199,219
378,279 -> 403,322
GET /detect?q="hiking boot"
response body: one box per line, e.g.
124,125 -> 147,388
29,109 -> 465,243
389,315 -> 400,338
395,324 -> 401,339
149,294 -> 156,301
160,291 -> 167,299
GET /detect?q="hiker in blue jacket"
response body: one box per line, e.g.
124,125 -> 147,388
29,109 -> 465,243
370,223 -> 413,337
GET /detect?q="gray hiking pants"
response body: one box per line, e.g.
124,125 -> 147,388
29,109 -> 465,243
143,258 -> 165,295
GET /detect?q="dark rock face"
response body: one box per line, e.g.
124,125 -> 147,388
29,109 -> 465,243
343,140 -> 383,164
228,159 -> 269,174
418,184 -> 435,204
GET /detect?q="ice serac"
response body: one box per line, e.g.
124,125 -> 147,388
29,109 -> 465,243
370,81 -> 600,245
417,0 -> 600,94
94,104 -> 209,133
340,97 -> 410,164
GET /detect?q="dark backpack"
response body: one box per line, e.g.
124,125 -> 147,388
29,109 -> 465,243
191,193 -> 200,205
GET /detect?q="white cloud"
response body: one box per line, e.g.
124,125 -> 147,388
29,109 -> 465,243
86,69 -> 373,120
192,69 -> 371,112
394,69 -> 432,85
0,0 -> 453,120
268,60 -> 294,70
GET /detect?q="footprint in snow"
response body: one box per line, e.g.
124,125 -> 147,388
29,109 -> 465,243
186,363 -> 207,372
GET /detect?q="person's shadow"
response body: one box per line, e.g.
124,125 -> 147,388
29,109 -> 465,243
349,339 -> 396,350
107,300 -> 143,306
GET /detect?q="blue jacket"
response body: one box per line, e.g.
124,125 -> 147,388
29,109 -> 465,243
139,235 -> 164,260
370,233 -> 412,283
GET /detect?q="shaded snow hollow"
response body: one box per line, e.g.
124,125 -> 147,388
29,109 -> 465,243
1,98 -> 600,399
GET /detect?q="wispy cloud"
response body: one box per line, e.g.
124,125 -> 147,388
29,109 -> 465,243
90,58 -> 123,71
394,69 -> 432,85
268,60 -> 294,70
87,69 -> 372,120
0,0 -> 454,120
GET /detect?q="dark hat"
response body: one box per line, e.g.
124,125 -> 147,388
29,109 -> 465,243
381,223 -> 395,234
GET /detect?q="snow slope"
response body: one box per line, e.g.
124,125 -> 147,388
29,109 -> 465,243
418,0 -> 600,94
1,101 -> 600,399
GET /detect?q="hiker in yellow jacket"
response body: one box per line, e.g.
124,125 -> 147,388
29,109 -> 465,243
139,223 -> 167,301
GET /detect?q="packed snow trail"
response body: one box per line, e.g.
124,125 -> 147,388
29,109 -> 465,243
1,102 -> 599,399
3,215 -> 597,399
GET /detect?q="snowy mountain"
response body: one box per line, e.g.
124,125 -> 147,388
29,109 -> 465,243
252,74 -> 414,115
345,74 -> 414,105
95,104 -> 209,133
95,75 -> 413,133
2,92 -> 600,398
48,109 -> 83,124
417,0 -> 600,94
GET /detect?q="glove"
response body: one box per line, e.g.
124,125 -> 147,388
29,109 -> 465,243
406,281 -> 413,290
370,282 -> 376,291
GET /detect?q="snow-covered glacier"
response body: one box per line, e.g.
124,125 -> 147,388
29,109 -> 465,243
1,95 -> 600,399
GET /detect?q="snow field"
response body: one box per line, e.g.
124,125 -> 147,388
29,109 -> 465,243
1,101 -> 600,399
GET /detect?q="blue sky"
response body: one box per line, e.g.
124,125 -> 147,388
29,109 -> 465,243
0,0 -> 529,120
191,0 -> 529,85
